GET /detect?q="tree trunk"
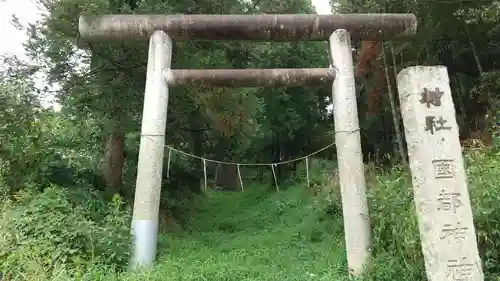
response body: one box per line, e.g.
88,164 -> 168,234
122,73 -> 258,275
273,131 -> 283,182
215,164 -> 239,191
188,112 -> 206,192
103,131 -> 125,194
384,43 -> 408,166
91,47 -> 125,195
455,77 -> 468,140
464,22 -> 483,75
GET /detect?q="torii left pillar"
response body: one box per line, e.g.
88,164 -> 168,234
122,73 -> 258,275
131,30 -> 172,269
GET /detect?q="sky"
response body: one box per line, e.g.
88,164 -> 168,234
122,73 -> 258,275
0,0 -> 44,61
0,0 -> 333,109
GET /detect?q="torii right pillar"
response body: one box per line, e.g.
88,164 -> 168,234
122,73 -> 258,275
397,66 -> 484,281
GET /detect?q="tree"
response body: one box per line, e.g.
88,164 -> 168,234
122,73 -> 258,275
335,0 -> 500,162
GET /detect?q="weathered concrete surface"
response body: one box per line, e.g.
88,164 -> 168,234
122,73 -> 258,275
131,30 -> 171,269
165,68 -> 335,87
78,13 -> 417,42
397,66 -> 484,281
330,29 -> 371,277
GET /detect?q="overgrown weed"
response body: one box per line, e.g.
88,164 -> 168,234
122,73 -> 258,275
359,147 -> 500,281
0,185 -> 131,280
2,148 -> 500,280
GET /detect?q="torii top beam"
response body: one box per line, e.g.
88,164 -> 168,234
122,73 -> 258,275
78,13 -> 417,42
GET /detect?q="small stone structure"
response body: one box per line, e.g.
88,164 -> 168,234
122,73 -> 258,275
397,66 -> 484,281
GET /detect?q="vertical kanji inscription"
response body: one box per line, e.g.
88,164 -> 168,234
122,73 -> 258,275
397,66 -> 484,281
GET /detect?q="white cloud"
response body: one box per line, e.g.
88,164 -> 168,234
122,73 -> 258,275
312,0 -> 333,14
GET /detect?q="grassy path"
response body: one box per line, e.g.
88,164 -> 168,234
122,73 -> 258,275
146,184 -> 348,281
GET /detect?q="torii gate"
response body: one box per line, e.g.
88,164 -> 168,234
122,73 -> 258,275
78,13 -> 417,275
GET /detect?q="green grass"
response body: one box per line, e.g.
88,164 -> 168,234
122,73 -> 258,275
7,147 -> 500,280
116,183 -> 348,281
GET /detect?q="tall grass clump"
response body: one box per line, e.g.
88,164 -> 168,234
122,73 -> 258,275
304,140 -> 500,281
0,184 -> 132,280
364,164 -> 425,281
358,146 -> 500,281
303,159 -> 425,281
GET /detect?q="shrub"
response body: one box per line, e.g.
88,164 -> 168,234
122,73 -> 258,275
364,164 -> 425,281
0,185 -> 132,280
308,146 -> 500,281
465,148 -> 500,278
363,148 -> 500,281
